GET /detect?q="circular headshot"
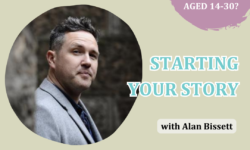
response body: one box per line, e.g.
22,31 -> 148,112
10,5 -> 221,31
5,5 -> 142,145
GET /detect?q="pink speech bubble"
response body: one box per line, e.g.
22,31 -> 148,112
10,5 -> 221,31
171,0 -> 250,30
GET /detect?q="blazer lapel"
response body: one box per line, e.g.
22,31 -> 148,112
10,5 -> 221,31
39,79 -> 95,143
79,101 -> 102,142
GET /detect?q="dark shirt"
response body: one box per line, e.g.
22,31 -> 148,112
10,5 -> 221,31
53,84 -> 94,141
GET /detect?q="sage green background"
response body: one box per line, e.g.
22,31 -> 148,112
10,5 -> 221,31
1,0 -> 250,149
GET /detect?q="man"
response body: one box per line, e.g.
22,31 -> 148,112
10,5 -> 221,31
35,17 -> 102,145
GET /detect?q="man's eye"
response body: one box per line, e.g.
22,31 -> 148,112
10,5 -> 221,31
90,54 -> 97,59
73,50 -> 80,54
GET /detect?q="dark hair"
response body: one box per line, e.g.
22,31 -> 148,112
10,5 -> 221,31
49,16 -> 98,51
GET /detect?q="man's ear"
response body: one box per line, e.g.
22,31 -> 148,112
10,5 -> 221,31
46,50 -> 57,69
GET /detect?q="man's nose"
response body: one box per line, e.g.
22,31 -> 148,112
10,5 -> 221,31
81,54 -> 91,68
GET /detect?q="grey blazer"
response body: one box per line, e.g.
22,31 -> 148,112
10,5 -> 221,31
35,78 -> 102,145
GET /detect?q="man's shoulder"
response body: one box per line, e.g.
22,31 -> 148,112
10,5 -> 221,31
35,87 -> 60,115
36,87 -> 55,106
35,87 -> 64,143
35,79 -> 62,109
35,86 -> 69,131
36,87 -> 51,100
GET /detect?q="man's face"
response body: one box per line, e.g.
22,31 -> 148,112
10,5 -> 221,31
53,31 -> 99,94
